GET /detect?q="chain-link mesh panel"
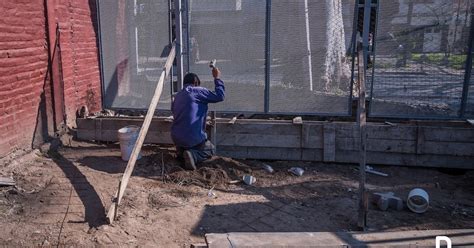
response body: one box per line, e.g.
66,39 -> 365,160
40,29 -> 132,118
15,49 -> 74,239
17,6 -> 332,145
369,0 -> 471,118
98,0 -> 172,110
466,58 -> 474,117
187,0 -> 266,112
269,0 -> 354,114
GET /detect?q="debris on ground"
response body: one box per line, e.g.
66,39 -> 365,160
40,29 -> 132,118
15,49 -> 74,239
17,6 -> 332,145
288,167 -> 304,176
228,116 -> 237,124
292,116 -> 303,124
372,192 -> 403,211
242,175 -> 256,185
207,187 -> 216,198
407,188 -> 429,213
261,164 -> 274,173
0,177 -> 15,186
366,165 -> 388,177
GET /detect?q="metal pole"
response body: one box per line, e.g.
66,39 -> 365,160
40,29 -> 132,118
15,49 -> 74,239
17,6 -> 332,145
168,0 -> 174,108
362,0 -> 371,71
133,0 -> 139,74
367,1 -> 380,117
174,0 -> 184,90
304,0 -> 313,91
186,0 -> 191,72
460,7 -> 474,118
348,0 -> 361,115
264,0 -> 271,113
95,0 -> 107,110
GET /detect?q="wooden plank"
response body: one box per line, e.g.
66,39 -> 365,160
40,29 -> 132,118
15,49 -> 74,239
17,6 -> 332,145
415,154 -> 474,169
301,148 -> 324,161
246,147 -> 301,160
95,118 -> 102,141
323,124 -> 336,162
216,133 -> 301,148
106,43 -> 175,224
219,146 -> 301,160
76,130 -> 173,144
76,118 -> 96,129
336,138 -> 416,154
217,122 -> 300,135
301,124 -> 309,148
216,146 -> 249,159
422,141 -> 474,156
422,126 -> 474,142
336,150 -> 417,166
336,124 -> 417,140
416,126 -> 424,155
302,124 -> 323,148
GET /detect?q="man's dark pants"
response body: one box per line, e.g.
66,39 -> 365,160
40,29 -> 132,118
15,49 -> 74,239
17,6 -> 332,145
176,140 -> 215,165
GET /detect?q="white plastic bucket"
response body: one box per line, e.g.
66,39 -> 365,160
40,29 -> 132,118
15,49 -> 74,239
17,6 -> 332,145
407,188 -> 429,213
117,125 -> 142,161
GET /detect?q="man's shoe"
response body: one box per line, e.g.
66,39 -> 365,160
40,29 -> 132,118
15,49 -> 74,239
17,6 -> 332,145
183,150 -> 197,170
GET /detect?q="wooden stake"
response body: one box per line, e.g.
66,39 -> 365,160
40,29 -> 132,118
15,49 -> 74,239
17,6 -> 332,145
106,44 -> 176,224
357,42 -> 367,229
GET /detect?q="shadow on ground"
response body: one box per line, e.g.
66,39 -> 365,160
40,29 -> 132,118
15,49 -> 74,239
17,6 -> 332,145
50,151 -> 107,228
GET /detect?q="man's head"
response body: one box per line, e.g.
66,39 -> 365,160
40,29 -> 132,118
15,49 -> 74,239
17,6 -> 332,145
183,73 -> 201,87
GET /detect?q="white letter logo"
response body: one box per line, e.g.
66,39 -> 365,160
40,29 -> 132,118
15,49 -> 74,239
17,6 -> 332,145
436,236 -> 452,248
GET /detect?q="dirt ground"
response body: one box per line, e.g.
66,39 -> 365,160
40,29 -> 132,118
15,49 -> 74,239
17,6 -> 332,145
0,141 -> 473,247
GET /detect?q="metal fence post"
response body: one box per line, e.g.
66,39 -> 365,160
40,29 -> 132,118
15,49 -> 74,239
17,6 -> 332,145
348,0 -> 361,116
185,0 -> 190,72
174,0 -> 184,91
168,0 -> 175,108
460,7 -> 474,118
264,0 -> 271,113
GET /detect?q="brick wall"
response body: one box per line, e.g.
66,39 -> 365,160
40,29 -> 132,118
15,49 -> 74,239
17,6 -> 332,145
55,0 -> 101,127
0,0 -> 102,158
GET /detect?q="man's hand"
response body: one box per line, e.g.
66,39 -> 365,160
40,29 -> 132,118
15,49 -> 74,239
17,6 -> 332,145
212,67 -> 221,79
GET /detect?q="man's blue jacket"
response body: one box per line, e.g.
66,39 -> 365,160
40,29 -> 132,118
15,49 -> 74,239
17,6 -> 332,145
171,79 -> 225,148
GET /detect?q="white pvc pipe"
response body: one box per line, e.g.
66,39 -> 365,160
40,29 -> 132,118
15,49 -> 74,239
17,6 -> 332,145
304,0 -> 313,91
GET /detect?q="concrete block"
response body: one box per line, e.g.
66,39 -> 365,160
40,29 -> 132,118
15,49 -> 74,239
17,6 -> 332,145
372,192 -> 403,211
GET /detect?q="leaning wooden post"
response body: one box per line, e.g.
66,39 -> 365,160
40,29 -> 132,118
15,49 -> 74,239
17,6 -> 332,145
357,42 -> 368,229
211,111 -> 217,155
106,43 -> 176,224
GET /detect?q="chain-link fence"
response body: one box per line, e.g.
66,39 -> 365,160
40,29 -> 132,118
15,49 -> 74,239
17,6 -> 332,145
97,0 -> 474,119
98,0 -> 172,110
368,0 -> 473,118
183,0 -> 355,114
268,0 -> 354,114
187,0 -> 266,112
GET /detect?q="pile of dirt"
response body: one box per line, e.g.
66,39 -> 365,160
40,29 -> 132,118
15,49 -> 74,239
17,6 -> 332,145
164,157 -> 254,188
141,152 -> 255,188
